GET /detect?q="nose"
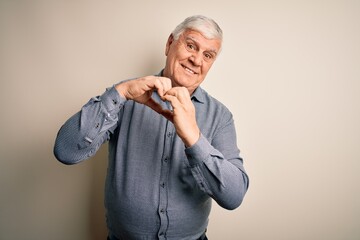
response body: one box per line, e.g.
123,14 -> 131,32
189,52 -> 202,66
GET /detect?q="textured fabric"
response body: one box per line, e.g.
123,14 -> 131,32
54,76 -> 249,240
108,231 -> 207,240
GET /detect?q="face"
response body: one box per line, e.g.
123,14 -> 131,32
163,29 -> 221,94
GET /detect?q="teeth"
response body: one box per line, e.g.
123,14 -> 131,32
184,66 -> 195,74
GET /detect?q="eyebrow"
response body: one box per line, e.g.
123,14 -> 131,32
185,36 -> 219,55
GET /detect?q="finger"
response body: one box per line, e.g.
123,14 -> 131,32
162,94 -> 182,110
160,109 -> 174,122
144,97 -> 174,121
151,77 -> 163,97
158,76 -> 172,90
151,77 -> 166,97
144,97 -> 164,114
165,87 -> 190,104
155,77 -> 172,99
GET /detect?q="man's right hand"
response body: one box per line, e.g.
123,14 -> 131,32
115,76 -> 173,120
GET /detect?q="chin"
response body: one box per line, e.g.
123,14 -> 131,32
177,74 -> 198,86
174,79 -> 192,88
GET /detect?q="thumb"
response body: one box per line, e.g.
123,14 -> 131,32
144,98 -> 174,122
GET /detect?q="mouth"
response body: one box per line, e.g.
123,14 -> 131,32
181,64 -> 197,75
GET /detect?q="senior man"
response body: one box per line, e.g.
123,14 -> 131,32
54,15 -> 249,240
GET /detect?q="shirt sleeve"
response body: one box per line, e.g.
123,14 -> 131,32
54,86 -> 126,164
184,115 -> 249,210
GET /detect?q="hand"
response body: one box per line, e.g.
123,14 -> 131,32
115,76 -> 173,120
163,87 -> 200,147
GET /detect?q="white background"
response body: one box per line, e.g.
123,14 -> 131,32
1,0 -> 359,239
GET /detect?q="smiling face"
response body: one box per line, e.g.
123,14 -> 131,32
163,29 -> 222,94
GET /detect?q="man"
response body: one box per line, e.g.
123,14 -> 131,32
54,15 -> 249,240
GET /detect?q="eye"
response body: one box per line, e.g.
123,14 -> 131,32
204,52 -> 215,61
204,53 -> 213,59
187,43 -> 196,50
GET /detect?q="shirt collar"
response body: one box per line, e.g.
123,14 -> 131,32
191,87 -> 205,104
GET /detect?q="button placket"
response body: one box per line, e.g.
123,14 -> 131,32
157,121 -> 175,238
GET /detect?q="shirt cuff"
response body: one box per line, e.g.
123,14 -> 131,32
185,134 -> 212,166
101,86 -> 126,112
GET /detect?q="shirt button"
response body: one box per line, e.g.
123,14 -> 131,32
88,149 -> 95,156
160,182 -> 165,188
164,157 -> 168,163
160,209 -> 165,214
167,132 -> 173,137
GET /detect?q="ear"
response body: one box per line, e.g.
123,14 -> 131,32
165,34 -> 174,56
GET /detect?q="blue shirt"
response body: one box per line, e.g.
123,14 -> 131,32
54,77 -> 249,240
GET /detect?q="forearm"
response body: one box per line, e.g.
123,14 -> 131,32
185,134 -> 249,210
54,86 -> 125,164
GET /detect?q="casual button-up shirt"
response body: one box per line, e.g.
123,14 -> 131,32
54,77 -> 249,240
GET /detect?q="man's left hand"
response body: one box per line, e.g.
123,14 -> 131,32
163,87 -> 200,147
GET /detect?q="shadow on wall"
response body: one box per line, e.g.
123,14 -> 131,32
88,144 -> 109,240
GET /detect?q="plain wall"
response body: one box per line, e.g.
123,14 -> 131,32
1,0 -> 359,239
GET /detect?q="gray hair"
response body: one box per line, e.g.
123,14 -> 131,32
171,15 -> 223,41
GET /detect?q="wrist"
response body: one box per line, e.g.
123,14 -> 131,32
183,129 -> 201,147
115,83 -> 128,100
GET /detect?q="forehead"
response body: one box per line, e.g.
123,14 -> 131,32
181,30 -> 222,52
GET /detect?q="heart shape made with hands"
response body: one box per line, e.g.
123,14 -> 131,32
144,96 -> 174,122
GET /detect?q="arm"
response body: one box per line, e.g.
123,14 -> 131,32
185,118 -> 249,210
53,87 -> 124,164
54,76 -> 172,164
163,87 -> 249,210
